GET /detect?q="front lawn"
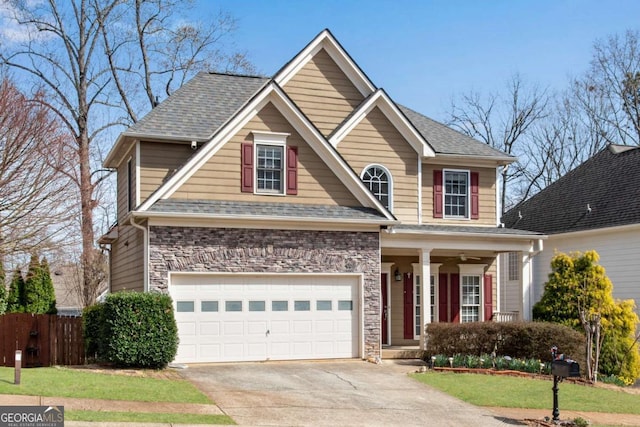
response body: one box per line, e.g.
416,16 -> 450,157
66,410 -> 234,424
411,372 -> 640,414
0,366 -> 209,404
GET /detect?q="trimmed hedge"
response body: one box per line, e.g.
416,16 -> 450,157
83,291 -> 179,369
425,321 -> 585,367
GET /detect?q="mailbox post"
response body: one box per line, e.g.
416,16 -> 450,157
550,346 -> 580,422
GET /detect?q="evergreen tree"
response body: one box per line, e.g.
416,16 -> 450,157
40,257 -> 57,314
24,254 -> 56,314
24,254 -> 42,313
6,269 -> 25,313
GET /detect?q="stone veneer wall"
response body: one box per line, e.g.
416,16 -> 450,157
148,226 -> 381,359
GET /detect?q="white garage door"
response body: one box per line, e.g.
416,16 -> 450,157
169,274 -> 360,363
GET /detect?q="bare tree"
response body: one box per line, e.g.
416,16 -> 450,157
573,30 -> 640,146
448,75 -> 549,212
0,77 -> 75,259
98,0 -> 256,123
0,0 -> 254,304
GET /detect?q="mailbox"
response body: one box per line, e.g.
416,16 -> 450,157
551,360 -> 580,378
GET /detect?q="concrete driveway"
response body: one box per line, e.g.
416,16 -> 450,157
180,359 -> 511,426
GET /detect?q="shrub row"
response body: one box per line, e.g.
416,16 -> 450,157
425,321 -> 585,367
83,292 -> 178,369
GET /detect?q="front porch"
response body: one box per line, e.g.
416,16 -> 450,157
378,224 -> 543,355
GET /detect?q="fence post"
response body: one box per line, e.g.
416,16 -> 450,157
14,350 -> 21,384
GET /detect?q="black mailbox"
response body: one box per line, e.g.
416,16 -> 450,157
551,360 -> 580,378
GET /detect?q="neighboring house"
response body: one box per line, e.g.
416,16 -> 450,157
99,29 -> 543,364
502,144 -> 640,318
50,263 -> 109,316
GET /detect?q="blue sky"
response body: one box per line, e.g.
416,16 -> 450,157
194,0 -> 640,120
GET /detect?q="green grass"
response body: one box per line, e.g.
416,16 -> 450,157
411,372 -> 640,414
66,410 -> 234,424
0,366 -> 210,404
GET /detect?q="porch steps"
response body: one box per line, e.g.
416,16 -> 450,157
381,346 -> 425,360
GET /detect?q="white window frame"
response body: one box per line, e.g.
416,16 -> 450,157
508,252 -> 520,281
253,132 -> 289,196
361,164 -> 393,211
443,169 -> 470,219
458,264 -> 487,323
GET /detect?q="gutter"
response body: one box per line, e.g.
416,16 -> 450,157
131,210 -> 398,226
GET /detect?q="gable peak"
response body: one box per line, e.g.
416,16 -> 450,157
274,29 -> 376,96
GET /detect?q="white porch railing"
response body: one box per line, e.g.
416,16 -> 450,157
492,311 -> 520,322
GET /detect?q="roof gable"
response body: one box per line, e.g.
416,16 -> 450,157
274,29 -> 376,97
137,81 -> 395,221
330,89 -> 435,158
503,144 -> 640,233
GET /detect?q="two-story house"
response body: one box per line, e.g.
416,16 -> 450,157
100,29 -> 544,363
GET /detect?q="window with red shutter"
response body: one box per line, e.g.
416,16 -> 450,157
433,170 -> 443,218
286,146 -> 298,195
241,143 -> 253,193
471,171 -> 479,220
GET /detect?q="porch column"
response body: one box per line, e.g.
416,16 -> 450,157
521,253 -> 533,321
418,249 -> 431,350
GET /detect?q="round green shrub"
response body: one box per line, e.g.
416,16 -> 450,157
101,291 -> 178,369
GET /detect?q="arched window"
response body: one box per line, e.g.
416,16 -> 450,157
361,165 -> 392,210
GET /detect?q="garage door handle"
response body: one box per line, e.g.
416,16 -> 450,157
266,329 -> 270,336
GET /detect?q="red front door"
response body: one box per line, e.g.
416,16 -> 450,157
381,273 -> 388,345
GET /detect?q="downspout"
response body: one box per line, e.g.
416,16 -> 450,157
130,216 -> 149,292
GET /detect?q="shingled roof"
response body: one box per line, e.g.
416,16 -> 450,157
121,71 -> 511,159
147,199 -> 392,223
398,105 -> 512,158
124,72 -> 269,141
502,144 -> 640,234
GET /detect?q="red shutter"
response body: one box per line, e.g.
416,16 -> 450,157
450,273 -> 460,323
241,143 -> 254,193
403,273 -> 414,339
286,146 -> 298,195
438,273 -> 448,322
433,170 -> 443,218
471,171 -> 479,219
484,274 -> 493,321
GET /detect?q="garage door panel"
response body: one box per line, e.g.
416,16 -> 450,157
292,320 -> 313,334
224,322 -> 244,335
247,321 -> 268,335
171,275 -> 360,363
200,344 -> 220,358
199,322 -> 220,336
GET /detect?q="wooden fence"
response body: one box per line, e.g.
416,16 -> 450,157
0,313 -> 84,367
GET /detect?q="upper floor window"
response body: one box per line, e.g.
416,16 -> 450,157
241,132 -> 297,196
127,157 -> 134,211
444,169 -> 469,218
433,169 -> 479,220
361,165 -> 392,210
257,144 -> 283,193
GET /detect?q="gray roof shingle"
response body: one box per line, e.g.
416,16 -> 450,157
502,145 -> 640,234
393,223 -> 542,236
125,72 -> 269,140
121,72 -> 510,159
398,105 -> 513,158
147,199 -> 391,222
